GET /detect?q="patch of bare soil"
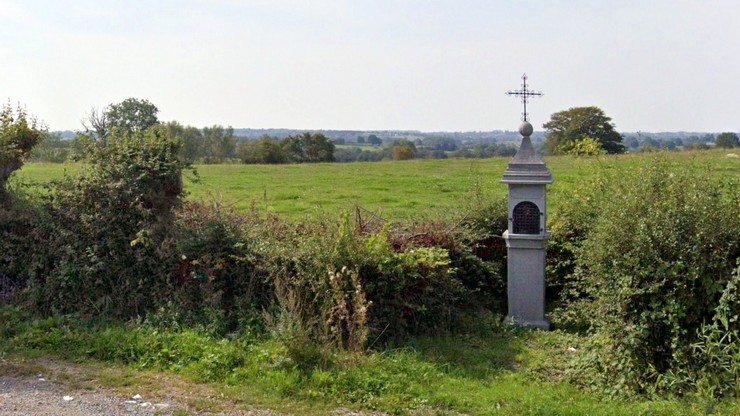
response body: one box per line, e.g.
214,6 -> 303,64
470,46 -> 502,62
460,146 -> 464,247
0,356 -> 278,415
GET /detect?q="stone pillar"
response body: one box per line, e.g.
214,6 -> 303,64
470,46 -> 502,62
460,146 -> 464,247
500,121 -> 553,330
503,233 -> 550,329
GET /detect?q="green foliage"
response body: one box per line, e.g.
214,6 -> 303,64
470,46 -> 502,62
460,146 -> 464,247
367,134 -> 382,146
393,145 -> 415,160
237,132 -> 335,164
237,136 -> 286,164
248,203 -> 507,349
715,132 -> 739,149
561,136 -> 607,156
673,262 -> 740,399
202,124 -> 236,162
26,126 -> 187,318
544,106 -> 625,155
173,202 -> 269,334
422,136 -> 457,151
165,121 -> 204,163
556,158 -> 740,394
547,174 -> 612,309
0,104 -> 44,198
105,98 -> 160,138
0,191 -> 42,302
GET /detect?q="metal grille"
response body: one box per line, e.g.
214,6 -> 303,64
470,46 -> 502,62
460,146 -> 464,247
513,201 -> 540,234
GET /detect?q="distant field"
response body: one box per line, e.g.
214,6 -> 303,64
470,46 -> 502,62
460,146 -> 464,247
13,150 -> 739,220
334,143 -> 383,152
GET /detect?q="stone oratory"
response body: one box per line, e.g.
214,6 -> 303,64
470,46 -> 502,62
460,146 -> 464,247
502,75 -> 552,330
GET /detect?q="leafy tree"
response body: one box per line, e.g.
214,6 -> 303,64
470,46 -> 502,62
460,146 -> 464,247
303,132 -> 335,162
0,104 -> 45,197
237,135 -> 287,164
280,134 -> 306,163
83,98 -> 159,140
258,138 -> 287,164
367,134 -> 382,146
391,138 -> 416,150
716,132 -> 739,148
393,146 -> 414,160
165,121 -> 203,163
106,98 -> 160,137
357,136 -> 365,144
202,125 -> 236,162
279,132 -> 334,163
543,106 -> 624,155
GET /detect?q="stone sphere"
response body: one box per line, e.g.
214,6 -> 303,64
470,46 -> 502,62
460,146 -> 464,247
518,121 -> 534,136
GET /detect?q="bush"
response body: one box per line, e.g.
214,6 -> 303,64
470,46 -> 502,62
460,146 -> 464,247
0,104 -> 44,200
259,202 -> 508,349
664,261 -> 740,399
557,158 -> 740,394
173,202 -> 270,334
26,127 -> 187,318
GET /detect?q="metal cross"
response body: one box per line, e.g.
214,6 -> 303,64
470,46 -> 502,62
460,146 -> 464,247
506,74 -> 543,122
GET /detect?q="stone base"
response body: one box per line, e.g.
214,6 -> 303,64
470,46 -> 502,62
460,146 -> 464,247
503,315 -> 551,331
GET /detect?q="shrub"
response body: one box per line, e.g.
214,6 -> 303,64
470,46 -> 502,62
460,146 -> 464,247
558,158 -> 740,394
0,104 -> 44,200
261,203 -> 508,349
26,127 -> 188,318
1,105 -> 45,303
173,202 -> 270,334
671,261 -> 740,399
547,174 -> 611,313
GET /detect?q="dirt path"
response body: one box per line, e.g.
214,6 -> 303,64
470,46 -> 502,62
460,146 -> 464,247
0,356 -> 276,415
0,374 -> 177,416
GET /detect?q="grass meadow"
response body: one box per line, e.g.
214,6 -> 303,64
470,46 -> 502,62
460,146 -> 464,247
14,149 -> 738,221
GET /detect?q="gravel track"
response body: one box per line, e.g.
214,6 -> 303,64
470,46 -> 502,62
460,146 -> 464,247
0,374 -> 183,416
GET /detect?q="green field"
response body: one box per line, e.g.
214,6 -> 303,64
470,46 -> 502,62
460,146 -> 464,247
13,150 -> 739,220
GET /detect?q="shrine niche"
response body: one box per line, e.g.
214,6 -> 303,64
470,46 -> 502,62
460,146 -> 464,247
512,201 -> 540,234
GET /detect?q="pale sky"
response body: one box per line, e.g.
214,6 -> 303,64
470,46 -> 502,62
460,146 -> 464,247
1,0 -> 738,133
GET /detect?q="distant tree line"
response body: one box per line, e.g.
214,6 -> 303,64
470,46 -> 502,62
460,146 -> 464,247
236,132 -> 335,164
28,99 -> 332,165
622,133 -> 737,152
30,99 -> 737,164
332,137 -> 518,163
